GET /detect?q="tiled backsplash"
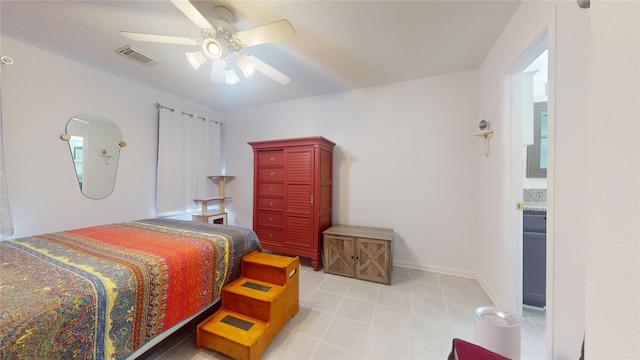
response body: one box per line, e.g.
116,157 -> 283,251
524,188 -> 546,203
523,188 -> 547,211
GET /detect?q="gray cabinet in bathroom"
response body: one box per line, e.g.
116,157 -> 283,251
523,210 -> 546,307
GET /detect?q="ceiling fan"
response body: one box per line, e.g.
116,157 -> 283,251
121,0 -> 296,85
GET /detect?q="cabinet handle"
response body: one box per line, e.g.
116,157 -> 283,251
269,217 -> 274,222
270,171 -> 275,176
270,156 -> 275,161
268,233 -> 273,238
270,186 -> 275,191
269,201 -> 274,206
310,194 -> 314,203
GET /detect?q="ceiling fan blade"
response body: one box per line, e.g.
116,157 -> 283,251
121,31 -> 199,45
235,20 -> 296,47
170,0 -> 213,30
244,55 -> 291,85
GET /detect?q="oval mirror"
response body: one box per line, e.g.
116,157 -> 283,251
64,113 -> 123,199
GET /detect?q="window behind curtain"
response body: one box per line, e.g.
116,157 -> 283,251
156,106 -> 221,217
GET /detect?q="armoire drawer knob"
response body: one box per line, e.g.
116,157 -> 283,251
269,217 -> 274,221
270,171 -> 275,176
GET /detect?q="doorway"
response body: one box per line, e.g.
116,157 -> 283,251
502,30 -> 548,312
502,29 -> 550,357
521,50 -> 548,309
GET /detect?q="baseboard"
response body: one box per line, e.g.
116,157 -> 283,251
393,260 -> 478,279
474,273 -> 500,308
393,260 -> 500,307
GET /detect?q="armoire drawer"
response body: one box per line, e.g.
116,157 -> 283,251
258,212 -> 284,227
257,227 -> 285,243
258,167 -> 284,181
259,182 -> 284,196
258,151 -> 284,166
258,197 -> 285,211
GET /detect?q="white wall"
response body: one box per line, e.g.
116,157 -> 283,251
478,0 -> 640,357
476,0 -> 559,310
222,70 -> 481,276
476,1 -> 590,358
585,1 -> 639,358
1,36 -> 221,238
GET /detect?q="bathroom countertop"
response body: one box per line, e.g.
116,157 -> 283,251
524,202 -> 546,212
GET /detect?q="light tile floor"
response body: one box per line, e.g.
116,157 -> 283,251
153,259 -> 546,359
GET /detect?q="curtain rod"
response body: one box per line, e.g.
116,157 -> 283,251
154,103 -> 222,125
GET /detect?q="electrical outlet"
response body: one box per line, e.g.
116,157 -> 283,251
400,236 -> 407,245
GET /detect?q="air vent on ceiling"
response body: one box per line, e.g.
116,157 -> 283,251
116,45 -> 159,66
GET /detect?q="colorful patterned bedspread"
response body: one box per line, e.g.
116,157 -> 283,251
0,219 -> 261,359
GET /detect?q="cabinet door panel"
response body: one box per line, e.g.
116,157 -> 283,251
523,232 -> 546,307
324,235 -> 355,278
285,149 -> 312,182
286,215 -> 313,249
356,238 -> 390,284
286,184 -> 312,214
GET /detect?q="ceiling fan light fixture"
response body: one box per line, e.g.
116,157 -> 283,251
185,51 -> 206,69
224,64 -> 241,85
237,57 -> 256,78
202,38 -> 223,60
210,60 -> 225,83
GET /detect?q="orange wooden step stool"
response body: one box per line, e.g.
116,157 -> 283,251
197,251 -> 299,359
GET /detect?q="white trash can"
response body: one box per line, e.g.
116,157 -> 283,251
474,306 -> 521,359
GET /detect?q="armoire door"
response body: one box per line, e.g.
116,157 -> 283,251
284,146 -> 314,250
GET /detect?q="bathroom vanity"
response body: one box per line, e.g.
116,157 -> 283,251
523,210 -> 546,307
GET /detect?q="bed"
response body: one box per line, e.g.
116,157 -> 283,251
0,218 -> 262,359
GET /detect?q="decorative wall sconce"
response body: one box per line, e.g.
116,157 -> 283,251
474,119 -> 493,157
577,0 -> 590,9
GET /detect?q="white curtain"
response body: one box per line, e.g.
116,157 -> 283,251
0,74 -> 13,239
156,106 -> 221,217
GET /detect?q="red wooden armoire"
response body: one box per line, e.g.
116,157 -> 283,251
249,137 -> 335,270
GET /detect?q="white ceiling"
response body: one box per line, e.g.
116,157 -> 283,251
0,1 -> 520,112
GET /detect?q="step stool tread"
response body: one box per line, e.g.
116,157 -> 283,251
243,251 -> 297,268
225,277 -> 285,301
199,309 -> 267,345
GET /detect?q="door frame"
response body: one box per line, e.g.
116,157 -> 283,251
502,10 -> 556,357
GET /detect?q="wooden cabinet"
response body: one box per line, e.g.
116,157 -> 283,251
323,225 -> 393,285
523,211 -> 546,307
249,137 -> 335,271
